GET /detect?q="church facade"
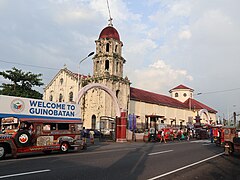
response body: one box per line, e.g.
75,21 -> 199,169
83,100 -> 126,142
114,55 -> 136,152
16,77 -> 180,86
43,23 -> 217,131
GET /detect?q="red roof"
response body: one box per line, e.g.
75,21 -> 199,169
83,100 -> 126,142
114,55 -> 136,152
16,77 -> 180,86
130,87 -> 217,113
183,98 -> 217,113
99,26 -> 120,41
170,84 -> 193,92
130,87 -> 186,109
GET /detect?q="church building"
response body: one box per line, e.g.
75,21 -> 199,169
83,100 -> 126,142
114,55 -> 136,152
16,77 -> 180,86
43,21 -> 217,132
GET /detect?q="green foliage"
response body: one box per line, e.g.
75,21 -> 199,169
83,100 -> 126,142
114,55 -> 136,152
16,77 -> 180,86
0,67 -> 44,99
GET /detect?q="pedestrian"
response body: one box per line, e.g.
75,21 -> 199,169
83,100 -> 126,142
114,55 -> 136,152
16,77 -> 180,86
161,129 -> 166,143
187,129 -> 190,141
210,128 -> 213,143
81,127 -> 87,144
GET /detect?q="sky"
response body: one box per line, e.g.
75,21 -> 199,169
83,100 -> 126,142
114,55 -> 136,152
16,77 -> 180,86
0,0 -> 240,119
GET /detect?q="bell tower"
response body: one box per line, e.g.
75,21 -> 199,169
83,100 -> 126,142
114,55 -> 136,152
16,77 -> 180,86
93,25 -> 125,78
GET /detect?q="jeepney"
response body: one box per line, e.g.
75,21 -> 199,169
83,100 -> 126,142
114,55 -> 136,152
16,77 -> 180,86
223,127 -> 240,155
0,117 -> 86,159
0,95 -> 86,160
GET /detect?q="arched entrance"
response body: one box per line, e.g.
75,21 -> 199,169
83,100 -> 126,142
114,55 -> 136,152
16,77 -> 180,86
77,83 -> 121,117
199,109 -> 211,124
77,83 -> 126,142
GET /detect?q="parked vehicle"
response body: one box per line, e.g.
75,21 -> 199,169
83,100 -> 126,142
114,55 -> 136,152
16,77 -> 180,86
223,127 -> 240,155
0,117 -> 86,160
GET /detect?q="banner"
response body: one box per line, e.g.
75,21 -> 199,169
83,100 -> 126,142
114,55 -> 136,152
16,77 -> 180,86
0,95 -> 81,120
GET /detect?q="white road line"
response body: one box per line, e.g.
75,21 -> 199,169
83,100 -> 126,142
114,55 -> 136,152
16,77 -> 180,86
0,169 -> 51,179
148,150 -> 173,156
191,140 -> 210,143
147,152 -> 224,180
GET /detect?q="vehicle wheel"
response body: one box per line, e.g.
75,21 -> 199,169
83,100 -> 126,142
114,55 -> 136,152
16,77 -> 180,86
43,150 -> 52,154
0,144 -> 6,160
14,130 -> 31,147
60,142 -> 69,153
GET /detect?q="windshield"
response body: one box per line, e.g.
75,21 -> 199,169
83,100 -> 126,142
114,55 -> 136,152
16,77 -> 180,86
1,117 -> 19,134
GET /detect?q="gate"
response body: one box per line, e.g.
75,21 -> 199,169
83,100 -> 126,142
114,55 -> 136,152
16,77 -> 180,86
100,116 -> 116,141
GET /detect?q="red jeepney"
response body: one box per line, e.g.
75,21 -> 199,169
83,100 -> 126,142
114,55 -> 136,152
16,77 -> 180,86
0,117 -> 86,160
223,127 -> 240,155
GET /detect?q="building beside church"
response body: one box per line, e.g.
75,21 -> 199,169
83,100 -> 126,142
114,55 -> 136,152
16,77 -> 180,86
43,22 -> 217,131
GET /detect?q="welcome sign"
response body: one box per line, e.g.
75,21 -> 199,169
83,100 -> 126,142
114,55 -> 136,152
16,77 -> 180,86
0,95 -> 81,120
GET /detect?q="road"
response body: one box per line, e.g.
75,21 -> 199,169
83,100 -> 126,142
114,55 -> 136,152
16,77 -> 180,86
0,140 -> 240,180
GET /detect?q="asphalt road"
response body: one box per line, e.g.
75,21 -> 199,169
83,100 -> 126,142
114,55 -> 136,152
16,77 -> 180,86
0,140 -> 240,180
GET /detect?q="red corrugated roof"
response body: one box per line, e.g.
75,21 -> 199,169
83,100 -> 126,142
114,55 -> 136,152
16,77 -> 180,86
130,87 -> 187,109
183,98 -> 217,113
170,84 -> 193,92
130,87 -> 217,113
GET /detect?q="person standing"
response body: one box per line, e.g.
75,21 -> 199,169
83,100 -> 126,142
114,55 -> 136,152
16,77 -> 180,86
161,129 -> 166,143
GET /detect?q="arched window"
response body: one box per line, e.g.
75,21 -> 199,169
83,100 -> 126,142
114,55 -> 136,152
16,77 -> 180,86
105,60 -> 109,71
60,78 -> 63,85
116,90 -> 120,98
91,115 -> 96,129
175,93 -> 178,97
106,43 -> 110,52
69,91 -> 73,102
96,61 -> 99,72
59,93 -> 63,102
116,62 -> 119,73
49,95 -> 53,101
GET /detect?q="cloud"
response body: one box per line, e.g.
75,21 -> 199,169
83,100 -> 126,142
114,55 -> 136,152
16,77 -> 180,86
178,30 -> 192,40
129,60 -> 193,93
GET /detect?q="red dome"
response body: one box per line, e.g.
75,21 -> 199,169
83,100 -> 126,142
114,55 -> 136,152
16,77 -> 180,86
99,26 -> 120,41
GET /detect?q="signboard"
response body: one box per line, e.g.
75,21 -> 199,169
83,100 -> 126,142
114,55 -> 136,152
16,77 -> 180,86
0,95 -> 81,120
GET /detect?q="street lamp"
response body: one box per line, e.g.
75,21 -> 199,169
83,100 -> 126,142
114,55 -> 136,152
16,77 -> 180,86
77,51 -> 94,97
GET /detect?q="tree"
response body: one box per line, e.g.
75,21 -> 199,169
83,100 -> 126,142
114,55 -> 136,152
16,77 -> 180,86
0,67 -> 44,99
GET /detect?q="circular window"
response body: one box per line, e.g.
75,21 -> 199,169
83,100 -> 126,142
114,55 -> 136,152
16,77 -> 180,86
183,93 -> 187,97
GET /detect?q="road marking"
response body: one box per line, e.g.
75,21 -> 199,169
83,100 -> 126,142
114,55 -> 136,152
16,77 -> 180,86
148,152 -> 224,180
0,169 -> 51,179
191,140 -> 210,143
148,150 -> 173,156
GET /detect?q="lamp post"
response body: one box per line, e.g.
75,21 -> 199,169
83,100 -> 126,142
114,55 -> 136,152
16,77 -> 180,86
77,52 -> 94,99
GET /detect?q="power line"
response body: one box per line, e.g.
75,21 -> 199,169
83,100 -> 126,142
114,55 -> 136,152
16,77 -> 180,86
197,87 -> 240,95
0,59 -> 60,71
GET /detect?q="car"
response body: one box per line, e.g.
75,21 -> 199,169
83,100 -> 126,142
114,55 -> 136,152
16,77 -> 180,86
86,129 -> 103,138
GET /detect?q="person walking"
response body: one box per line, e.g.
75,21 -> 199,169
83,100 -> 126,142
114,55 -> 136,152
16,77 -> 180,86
161,129 -> 166,143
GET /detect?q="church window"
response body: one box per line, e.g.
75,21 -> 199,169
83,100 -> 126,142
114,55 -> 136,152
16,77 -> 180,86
115,45 -> 118,52
106,43 -> 110,52
175,93 -> 178,97
96,61 -> 99,71
69,91 -> 73,102
91,115 -> 96,129
116,62 -> 119,73
116,90 -> 120,98
60,78 -> 63,85
183,93 -> 187,97
59,93 -> 63,102
105,60 -> 109,71
49,95 -> 53,101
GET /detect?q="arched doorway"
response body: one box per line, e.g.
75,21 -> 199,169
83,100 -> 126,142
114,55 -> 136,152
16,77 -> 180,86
91,115 -> 96,129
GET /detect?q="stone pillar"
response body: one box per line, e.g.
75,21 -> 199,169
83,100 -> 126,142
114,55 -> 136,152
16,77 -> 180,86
116,111 -> 127,142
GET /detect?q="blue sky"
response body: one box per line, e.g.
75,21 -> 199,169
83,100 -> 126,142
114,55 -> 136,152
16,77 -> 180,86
0,0 -> 240,119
